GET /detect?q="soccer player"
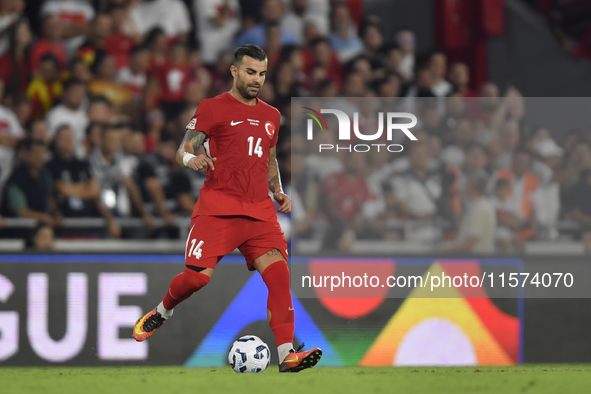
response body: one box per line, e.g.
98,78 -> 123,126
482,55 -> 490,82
133,44 -> 322,372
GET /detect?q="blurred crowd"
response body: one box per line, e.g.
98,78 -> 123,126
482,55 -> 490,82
290,92 -> 591,254
0,0 -> 589,253
528,0 -> 591,58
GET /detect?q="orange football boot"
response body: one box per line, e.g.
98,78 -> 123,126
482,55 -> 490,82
133,308 -> 166,342
278,344 -> 322,372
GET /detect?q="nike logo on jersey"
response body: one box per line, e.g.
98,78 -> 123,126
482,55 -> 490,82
231,120 -> 244,126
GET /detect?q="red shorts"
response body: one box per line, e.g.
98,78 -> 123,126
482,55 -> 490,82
184,215 -> 288,271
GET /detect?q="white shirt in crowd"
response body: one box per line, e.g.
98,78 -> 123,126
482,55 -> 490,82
46,103 -> 89,159
41,0 -> 95,57
194,0 -> 241,64
130,0 -> 191,37
0,12 -> 19,58
281,0 -> 329,44
116,67 -> 147,91
0,105 -> 24,192
456,197 -> 496,253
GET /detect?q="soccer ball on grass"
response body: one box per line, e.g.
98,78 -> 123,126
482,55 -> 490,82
228,335 -> 271,373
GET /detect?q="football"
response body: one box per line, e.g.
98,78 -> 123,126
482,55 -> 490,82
228,335 -> 271,373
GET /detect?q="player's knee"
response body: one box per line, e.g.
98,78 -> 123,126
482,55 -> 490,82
262,260 -> 290,280
183,267 -> 211,290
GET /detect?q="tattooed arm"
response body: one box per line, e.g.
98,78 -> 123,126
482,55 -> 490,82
176,130 -> 217,171
269,146 -> 291,213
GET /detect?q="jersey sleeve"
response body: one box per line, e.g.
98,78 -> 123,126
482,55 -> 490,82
270,109 -> 281,148
187,100 -> 216,136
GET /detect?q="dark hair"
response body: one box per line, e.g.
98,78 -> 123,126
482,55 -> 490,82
86,121 -> 106,137
310,37 -> 330,48
469,170 -> 489,195
130,44 -> 148,56
39,54 -> 59,67
16,138 -> 46,153
234,44 -> 267,65
143,27 -> 165,48
88,96 -> 112,108
25,223 -> 54,249
495,178 -> 510,189
280,44 -> 301,62
159,130 -> 176,144
63,78 -> 84,91
514,147 -> 532,159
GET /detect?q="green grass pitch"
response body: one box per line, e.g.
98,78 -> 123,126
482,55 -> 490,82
1,366 -> 590,394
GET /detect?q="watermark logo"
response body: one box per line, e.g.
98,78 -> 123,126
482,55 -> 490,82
303,108 -> 417,152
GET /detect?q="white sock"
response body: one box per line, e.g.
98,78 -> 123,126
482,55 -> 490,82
278,343 -> 293,363
156,302 -> 173,320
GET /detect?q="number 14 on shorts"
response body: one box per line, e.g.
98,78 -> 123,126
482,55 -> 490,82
189,239 -> 204,259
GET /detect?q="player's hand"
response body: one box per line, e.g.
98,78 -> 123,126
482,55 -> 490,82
108,220 -> 121,238
164,212 -> 176,225
143,213 -> 156,229
273,192 -> 291,213
188,154 -> 217,171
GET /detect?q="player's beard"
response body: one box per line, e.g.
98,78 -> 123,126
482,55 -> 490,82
236,77 -> 261,100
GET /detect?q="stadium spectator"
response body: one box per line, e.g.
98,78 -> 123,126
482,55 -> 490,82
1,138 -> 60,226
395,30 -> 416,82
88,124 -> 154,228
83,121 -> 104,156
531,138 -> 563,239
129,0 -> 191,41
282,0 -> 329,45
0,0 -> 23,62
28,118 -> 51,145
116,44 -> 149,95
389,143 -> 443,240
320,152 -> 378,250
155,40 -> 190,121
360,20 -> 384,68
235,0 -> 297,48
76,13 -> 112,67
46,124 -> 119,237
0,88 -> 24,193
70,57 -> 93,84
194,0 -> 241,65
137,132 -> 193,224
12,94 -> 31,126
26,222 -> 55,250
440,118 -> 474,166
449,62 -> 477,97
329,2 -> 363,63
26,54 -> 64,119
429,51 -> 452,98
46,78 -> 89,158
103,5 -> 134,70
88,53 -> 133,110
40,0 -> 95,58
446,143 -> 489,222
0,19 -> 32,96
491,119 -> 521,170
439,170 -> 495,253
30,15 -> 66,73
488,149 -> 540,251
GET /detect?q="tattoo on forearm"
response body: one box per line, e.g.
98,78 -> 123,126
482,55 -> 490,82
268,158 -> 281,193
180,130 -> 207,154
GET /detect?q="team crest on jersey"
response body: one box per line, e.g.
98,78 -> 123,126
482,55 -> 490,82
187,118 -> 197,130
264,121 -> 275,139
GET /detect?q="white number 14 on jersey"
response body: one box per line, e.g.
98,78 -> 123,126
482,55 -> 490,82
247,136 -> 263,158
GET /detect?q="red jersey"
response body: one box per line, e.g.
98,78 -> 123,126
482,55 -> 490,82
322,172 -> 371,221
188,92 -> 281,221
158,62 -> 190,102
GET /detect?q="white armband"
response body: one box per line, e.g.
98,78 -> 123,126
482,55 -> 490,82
182,153 -> 197,167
